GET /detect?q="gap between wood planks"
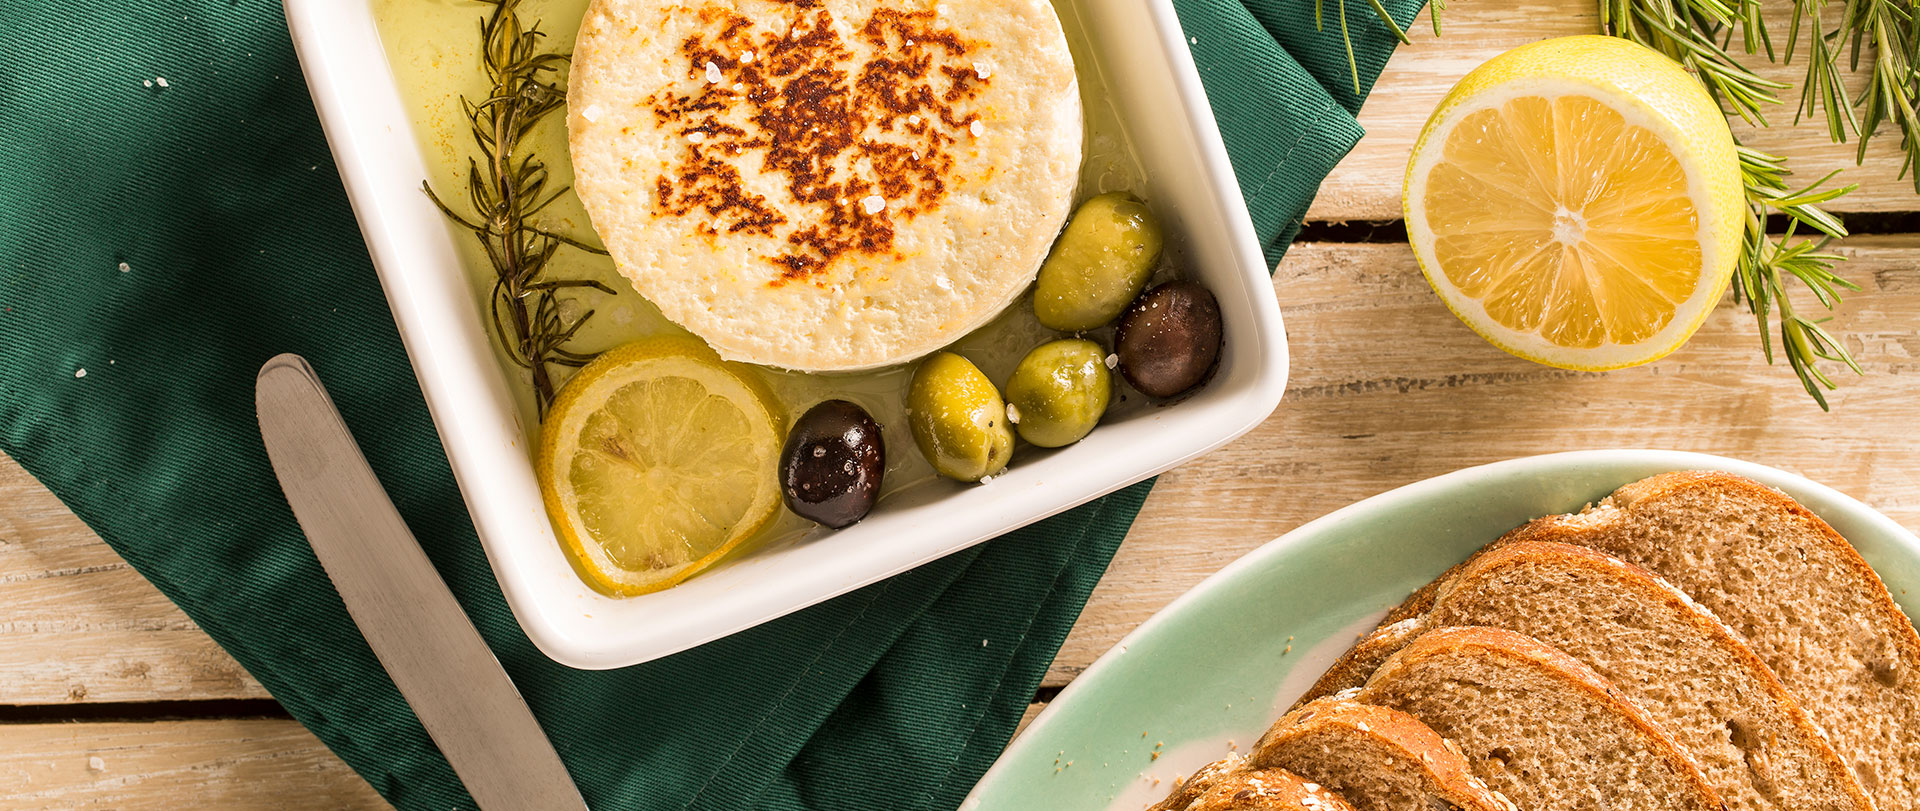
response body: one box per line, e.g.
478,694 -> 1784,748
0,699 -> 287,725
1292,211 -> 1920,244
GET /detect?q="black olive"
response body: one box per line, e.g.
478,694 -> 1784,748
779,399 -> 885,529
1113,280 -> 1223,399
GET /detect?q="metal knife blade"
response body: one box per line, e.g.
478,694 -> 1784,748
255,353 -> 587,811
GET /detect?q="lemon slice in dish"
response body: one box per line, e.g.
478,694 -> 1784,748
1404,35 -> 1745,370
538,337 -> 783,596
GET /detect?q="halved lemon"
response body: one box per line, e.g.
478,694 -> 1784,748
1404,35 -> 1745,370
538,336 -> 783,596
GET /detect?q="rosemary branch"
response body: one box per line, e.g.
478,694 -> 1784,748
1736,148 -> 1863,409
423,0 -> 613,415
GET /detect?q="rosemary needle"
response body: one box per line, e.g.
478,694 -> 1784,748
424,0 -> 613,416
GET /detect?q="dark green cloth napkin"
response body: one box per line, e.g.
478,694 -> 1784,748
0,1 -> 1416,808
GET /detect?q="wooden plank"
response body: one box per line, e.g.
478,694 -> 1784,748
0,457 -> 268,705
1047,234 -> 1920,685
0,707 -> 1049,811
1309,1 -> 1919,221
0,719 -> 387,810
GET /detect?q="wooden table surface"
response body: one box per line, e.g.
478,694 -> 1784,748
9,4 -> 1920,808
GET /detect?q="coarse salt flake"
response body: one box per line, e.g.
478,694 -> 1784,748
687,130 -> 707,143
117,262 -> 129,272
142,79 -> 152,88
581,103 -> 605,122
973,61 -> 992,80
704,61 -> 723,84
155,77 -> 169,88
1006,403 -> 1021,424
1104,353 -> 1119,369
862,195 -> 887,215
969,119 -> 985,138
74,368 -> 87,379
740,50 -> 756,64
87,756 -> 106,771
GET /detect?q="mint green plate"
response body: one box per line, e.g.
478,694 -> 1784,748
961,450 -> 1920,811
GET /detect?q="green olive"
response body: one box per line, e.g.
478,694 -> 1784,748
1033,192 -> 1165,332
906,352 -> 1014,482
1005,339 -> 1111,448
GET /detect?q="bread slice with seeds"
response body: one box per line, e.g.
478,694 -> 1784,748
1353,626 -> 1726,811
1151,755 -> 1358,811
1298,618 -> 1423,710
1251,697 -> 1515,811
1302,541 -> 1874,810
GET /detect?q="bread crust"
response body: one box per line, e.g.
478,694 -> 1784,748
1296,620 -> 1419,709
1151,758 -> 1359,811
1252,697 -> 1515,811
1359,626 -> 1727,811
1153,755 -> 1251,811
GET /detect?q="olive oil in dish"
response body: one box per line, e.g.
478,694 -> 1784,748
370,0 -> 1156,573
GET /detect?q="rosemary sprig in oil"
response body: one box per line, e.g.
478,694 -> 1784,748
424,0 -> 612,415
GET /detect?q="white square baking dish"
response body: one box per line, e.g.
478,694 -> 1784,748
283,0 -> 1289,669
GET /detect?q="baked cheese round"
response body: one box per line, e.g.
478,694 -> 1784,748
568,0 -> 1083,371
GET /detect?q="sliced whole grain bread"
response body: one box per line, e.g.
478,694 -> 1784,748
1150,755 -> 1357,811
1301,541 -> 1873,810
1501,473 -> 1920,809
1315,471 -> 1920,810
1250,696 -> 1515,811
1353,626 -> 1726,811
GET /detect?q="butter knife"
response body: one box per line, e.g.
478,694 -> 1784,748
256,353 -> 587,811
